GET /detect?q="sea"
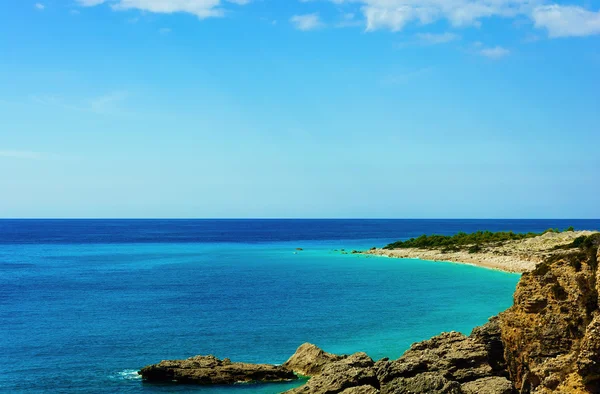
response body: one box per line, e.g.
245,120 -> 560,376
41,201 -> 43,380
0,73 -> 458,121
2,219 -> 599,393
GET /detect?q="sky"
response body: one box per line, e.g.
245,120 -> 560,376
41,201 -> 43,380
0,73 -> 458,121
1,0 -> 599,218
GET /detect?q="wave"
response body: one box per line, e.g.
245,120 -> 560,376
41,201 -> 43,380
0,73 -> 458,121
112,369 -> 141,381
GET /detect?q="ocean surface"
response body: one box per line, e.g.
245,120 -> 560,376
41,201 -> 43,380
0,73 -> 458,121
2,219 -> 599,393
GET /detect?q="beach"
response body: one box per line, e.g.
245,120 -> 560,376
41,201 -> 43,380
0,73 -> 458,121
363,230 -> 597,273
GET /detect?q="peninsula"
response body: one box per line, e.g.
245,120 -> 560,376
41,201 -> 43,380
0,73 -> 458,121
364,229 -> 596,273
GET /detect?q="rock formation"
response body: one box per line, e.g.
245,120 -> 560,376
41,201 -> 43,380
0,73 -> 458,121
499,234 -> 600,393
286,352 -> 380,393
283,343 -> 344,376
138,355 -> 297,385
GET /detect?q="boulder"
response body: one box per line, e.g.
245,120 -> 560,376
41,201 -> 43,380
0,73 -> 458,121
284,343 -> 345,376
285,352 -> 379,394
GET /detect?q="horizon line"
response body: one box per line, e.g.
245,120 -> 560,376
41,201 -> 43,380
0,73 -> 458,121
1,218 -> 599,221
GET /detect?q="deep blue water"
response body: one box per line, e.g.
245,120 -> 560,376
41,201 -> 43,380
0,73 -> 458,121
1,219 -> 599,393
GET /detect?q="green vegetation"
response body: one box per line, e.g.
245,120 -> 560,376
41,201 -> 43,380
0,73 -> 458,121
384,228 -> 576,252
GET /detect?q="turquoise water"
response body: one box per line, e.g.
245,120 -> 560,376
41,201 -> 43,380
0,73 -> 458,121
6,219 -> 589,393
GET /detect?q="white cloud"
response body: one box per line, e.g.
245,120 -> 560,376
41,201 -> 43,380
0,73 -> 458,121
34,3 -> 45,10
76,0 -> 249,19
73,0 -> 600,40
158,27 -> 172,34
415,32 -> 460,45
532,5 -> 600,37
77,0 -> 107,5
291,13 -> 323,31
329,0 -> 541,32
322,0 -> 600,39
479,45 -> 511,58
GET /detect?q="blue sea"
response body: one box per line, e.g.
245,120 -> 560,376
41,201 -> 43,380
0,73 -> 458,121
2,219 -> 599,393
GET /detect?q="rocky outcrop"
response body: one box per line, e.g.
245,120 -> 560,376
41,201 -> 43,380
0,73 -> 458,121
285,352 -> 379,394
282,320 -> 514,394
283,343 -> 344,376
138,355 -> 297,385
374,327 -> 513,394
499,235 -> 600,393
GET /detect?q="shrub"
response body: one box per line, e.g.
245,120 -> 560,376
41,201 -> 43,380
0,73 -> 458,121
468,244 -> 482,254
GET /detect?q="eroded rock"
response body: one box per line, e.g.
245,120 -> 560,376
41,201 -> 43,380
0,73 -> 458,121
460,376 -> 513,394
285,352 -> 379,394
138,355 -> 296,385
377,331 -> 493,386
284,343 -> 345,376
499,238 -> 600,393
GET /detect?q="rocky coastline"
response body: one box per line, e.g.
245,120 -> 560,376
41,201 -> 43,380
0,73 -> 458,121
139,231 -> 600,393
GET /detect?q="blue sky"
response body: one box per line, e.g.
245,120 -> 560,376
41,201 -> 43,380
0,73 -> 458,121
1,0 -> 599,218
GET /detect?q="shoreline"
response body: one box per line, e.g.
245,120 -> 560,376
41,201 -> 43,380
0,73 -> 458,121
362,249 -> 534,273
362,230 -> 598,274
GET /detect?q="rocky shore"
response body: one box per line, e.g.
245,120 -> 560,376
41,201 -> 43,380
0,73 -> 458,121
139,231 -> 600,393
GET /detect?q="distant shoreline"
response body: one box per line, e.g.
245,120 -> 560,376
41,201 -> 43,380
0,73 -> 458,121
362,230 -> 597,274
362,249 -> 532,273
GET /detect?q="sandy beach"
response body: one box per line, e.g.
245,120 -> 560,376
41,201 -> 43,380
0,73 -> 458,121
363,230 -> 597,273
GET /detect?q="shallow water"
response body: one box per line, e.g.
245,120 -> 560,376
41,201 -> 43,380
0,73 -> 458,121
2,219 -> 598,393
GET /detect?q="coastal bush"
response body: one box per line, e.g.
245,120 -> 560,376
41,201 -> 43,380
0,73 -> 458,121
383,229 -> 569,251
441,245 -> 460,254
543,228 -> 561,234
468,244 -> 482,254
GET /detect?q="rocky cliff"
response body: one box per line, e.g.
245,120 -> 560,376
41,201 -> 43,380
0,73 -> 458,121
500,234 -> 600,393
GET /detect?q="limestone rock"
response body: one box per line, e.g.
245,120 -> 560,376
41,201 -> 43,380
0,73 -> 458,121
284,343 -> 345,376
377,331 -> 493,386
285,352 -> 379,394
460,376 -> 514,394
379,372 -> 462,394
470,316 -> 508,375
138,355 -> 296,385
577,314 -> 600,385
339,385 -> 380,394
499,238 -> 600,393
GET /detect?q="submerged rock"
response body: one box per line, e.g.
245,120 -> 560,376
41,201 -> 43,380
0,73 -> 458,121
138,355 -> 297,385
